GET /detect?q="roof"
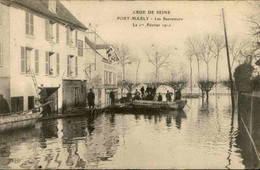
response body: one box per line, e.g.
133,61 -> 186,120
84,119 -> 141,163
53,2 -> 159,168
4,0 -> 87,30
85,36 -> 110,50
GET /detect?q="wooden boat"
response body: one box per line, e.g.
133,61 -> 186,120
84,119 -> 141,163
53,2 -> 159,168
0,109 -> 42,133
132,100 -> 187,110
0,87 -> 59,133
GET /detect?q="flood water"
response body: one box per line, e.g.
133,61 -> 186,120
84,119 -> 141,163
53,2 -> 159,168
0,96 -> 259,169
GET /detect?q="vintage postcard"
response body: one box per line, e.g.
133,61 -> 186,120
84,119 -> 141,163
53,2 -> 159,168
0,0 -> 260,169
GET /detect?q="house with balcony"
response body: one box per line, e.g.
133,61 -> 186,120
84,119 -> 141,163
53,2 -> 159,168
0,0 -> 89,113
84,29 -> 119,108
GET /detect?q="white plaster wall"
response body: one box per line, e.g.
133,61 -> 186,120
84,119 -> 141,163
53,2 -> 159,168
9,6 -> 87,111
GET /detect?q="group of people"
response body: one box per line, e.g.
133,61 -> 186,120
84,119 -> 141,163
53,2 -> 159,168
87,85 -> 182,108
131,86 -> 182,102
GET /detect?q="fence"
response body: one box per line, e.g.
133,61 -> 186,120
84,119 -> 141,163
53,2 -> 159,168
238,93 -> 260,163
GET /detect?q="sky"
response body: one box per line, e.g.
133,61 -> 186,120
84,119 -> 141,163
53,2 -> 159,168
62,0 -> 253,83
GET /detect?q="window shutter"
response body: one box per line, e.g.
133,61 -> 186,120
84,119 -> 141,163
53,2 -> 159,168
75,56 -> 78,76
35,49 -> 39,74
45,20 -> 49,40
45,52 -> 49,75
25,13 -> 29,35
66,27 -> 69,45
56,53 -> 59,75
75,30 -> 78,47
56,24 -> 59,43
0,43 -> 3,66
49,23 -> 53,41
67,55 -> 70,76
30,14 -> 34,35
21,47 -> 25,73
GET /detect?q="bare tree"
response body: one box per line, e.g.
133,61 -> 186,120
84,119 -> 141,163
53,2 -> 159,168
114,44 -> 137,81
197,35 -> 216,81
210,35 -> 225,85
229,39 -> 252,70
185,37 -> 201,80
146,44 -> 171,82
135,59 -> 140,83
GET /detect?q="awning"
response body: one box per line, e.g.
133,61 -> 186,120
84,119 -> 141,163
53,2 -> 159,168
44,87 -> 59,98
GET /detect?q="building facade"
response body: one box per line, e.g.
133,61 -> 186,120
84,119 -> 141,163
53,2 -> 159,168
85,31 -> 118,108
0,0 -> 89,113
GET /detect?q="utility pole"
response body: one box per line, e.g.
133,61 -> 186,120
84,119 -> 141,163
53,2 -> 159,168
222,8 -> 235,109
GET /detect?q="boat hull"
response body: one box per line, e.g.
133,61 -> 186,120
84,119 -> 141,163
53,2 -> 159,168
132,100 -> 187,110
0,110 -> 41,133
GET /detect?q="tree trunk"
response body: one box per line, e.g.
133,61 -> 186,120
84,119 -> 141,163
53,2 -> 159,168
190,58 -> 193,93
136,60 -> 140,83
206,63 -> 209,82
206,91 -> 209,104
122,55 -> 125,80
197,57 -> 200,80
215,54 -> 219,96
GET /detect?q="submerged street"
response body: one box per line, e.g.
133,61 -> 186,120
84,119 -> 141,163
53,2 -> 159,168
0,95 -> 259,169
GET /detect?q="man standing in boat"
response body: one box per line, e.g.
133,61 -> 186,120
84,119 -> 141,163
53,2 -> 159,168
166,90 -> 172,102
158,93 -> 163,101
174,89 -> 182,101
140,86 -> 145,98
88,89 -> 95,109
38,84 -> 48,104
0,94 -> 10,114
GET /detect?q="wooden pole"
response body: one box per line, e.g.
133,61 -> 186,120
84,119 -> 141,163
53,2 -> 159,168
222,8 -> 235,109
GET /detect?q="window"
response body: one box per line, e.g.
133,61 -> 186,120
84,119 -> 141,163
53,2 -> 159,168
25,12 -> 34,36
11,97 -> 23,112
109,72 -> 112,84
75,30 -> 78,47
56,23 -> 59,43
21,47 -> 31,74
78,40 -> 83,56
45,20 -> 54,41
35,49 -> 39,74
28,96 -> 34,110
46,52 -> 55,75
104,71 -> 107,84
66,27 -> 73,46
75,56 -> 78,76
0,43 -> 3,66
56,53 -> 59,75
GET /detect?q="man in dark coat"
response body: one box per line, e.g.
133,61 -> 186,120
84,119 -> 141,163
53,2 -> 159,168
88,89 -> 95,109
38,84 -> 48,104
146,92 -> 154,101
152,86 -> 157,97
158,93 -> 163,101
109,90 -> 115,106
0,94 -> 10,114
127,91 -> 132,102
175,89 -> 182,101
140,86 -> 145,98
166,90 -> 172,102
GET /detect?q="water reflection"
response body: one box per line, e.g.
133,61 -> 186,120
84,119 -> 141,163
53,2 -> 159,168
0,96 -> 259,169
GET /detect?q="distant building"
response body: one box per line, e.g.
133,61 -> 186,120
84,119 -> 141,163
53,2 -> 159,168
85,27 -> 119,107
0,0 -> 89,113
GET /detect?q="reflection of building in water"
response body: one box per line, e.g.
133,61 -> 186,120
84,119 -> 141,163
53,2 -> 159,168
83,113 -> 120,168
0,128 -> 37,169
62,117 -> 87,140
